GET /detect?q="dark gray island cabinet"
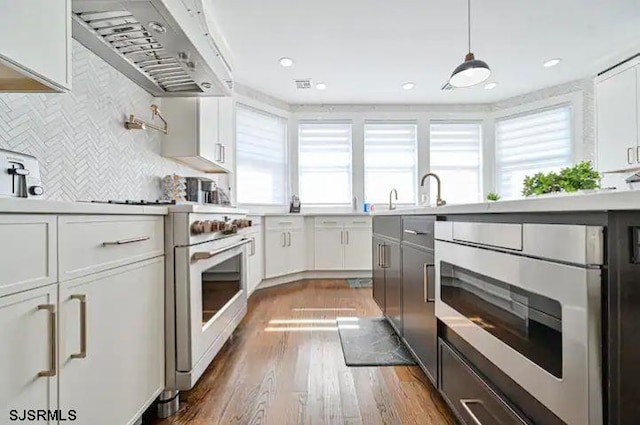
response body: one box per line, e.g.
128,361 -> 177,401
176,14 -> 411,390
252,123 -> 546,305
372,202 -> 640,425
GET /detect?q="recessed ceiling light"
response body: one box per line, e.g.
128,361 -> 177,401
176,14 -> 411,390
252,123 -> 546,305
543,58 -> 562,68
484,82 -> 498,90
402,82 -> 415,90
279,57 -> 294,67
315,82 -> 327,90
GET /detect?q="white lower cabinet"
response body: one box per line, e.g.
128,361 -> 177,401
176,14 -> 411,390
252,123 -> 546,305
0,284 -> 58,422
264,228 -> 307,278
344,228 -> 373,270
314,229 -> 345,270
59,257 -> 164,425
247,229 -> 264,295
313,217 -> 372,271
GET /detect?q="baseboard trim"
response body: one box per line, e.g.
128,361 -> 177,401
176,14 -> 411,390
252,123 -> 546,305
255,271 -> 372,291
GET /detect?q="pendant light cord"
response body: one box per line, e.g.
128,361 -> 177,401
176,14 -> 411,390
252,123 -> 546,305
468,0 -> 471,53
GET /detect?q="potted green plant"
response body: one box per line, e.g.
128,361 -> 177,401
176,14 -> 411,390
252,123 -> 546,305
521,161 -> 601,197
486,192 -> 501,201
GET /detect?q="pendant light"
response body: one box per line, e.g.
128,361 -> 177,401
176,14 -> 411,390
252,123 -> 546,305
449,0 -> 491,88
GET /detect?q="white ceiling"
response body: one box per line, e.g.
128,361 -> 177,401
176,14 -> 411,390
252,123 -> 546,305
209,0 -> 640,104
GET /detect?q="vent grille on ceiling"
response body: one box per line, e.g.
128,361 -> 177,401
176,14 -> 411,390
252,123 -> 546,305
74,10 -> 201,93
295,79 -> 312,89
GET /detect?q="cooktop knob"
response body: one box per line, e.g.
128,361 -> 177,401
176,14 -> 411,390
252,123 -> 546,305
29,186 -> 44,196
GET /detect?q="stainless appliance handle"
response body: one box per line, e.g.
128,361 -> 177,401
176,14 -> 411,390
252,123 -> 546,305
102,236 -> 149,246
38,304 -> 57,377
404,229 -> 430,235
70,295 -> 87,359
192,238 -> 251,261
424,264 -> 435,302
460,399 -> 485,425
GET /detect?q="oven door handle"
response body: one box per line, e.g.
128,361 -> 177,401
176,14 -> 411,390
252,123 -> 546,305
191,238 -> 251,261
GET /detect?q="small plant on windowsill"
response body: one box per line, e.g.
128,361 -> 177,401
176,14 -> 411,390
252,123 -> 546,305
486,192 -> 501,202
521,161 -> 601,197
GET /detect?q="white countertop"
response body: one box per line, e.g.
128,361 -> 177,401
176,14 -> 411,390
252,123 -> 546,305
259,211 -> 371,217
0,198 -> 168,215
168,204 -> 248,214
374,190 -> 640,215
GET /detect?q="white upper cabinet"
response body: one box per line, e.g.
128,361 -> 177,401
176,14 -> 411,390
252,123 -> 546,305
596,59 -> 640,173
0,0 -> 71,92
162,97 -> 235,173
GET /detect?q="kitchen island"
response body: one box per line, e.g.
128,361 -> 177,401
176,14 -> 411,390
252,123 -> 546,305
373,190 -> 640,425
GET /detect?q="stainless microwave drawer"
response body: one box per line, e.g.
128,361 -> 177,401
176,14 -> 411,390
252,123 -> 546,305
452,222 -> 523,251
440,340 -> 527,425
402,216 -> 434,248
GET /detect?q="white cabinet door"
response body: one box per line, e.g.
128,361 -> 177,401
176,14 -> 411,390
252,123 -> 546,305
596,66 -> 639,172
247,231 -> 264,295
218,97 -> 235,169
0,285 -> 58,421
0,0 -> 71,91
288,230 -> 307,274
59,258 -> 164,425
314,229 -> 344,270
198,97 -> 222,166
344,228 -> 373,270
265,230 -> 289,278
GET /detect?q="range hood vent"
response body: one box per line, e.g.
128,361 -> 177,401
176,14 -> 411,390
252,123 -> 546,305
72,1 -> 233,97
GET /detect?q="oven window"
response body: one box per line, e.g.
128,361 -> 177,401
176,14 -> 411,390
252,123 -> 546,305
202,254 -> 243,326
440,262 -> 563,378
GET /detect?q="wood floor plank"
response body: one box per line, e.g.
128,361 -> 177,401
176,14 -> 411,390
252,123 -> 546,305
151,280 -> 455,425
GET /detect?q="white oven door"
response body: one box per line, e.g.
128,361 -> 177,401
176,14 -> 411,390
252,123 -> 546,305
435,240 -> 602,425
175,237 -> 249,378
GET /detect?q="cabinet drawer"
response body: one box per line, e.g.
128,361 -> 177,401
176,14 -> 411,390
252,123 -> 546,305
453,222 -> 522,251
373,216 -> 401,240
0,215 -> 57,297
402,216 -> 435,248
265,216 -> 304,230
59,215 -> 164,281
314,216 -> 371,229
440,341 -> 526,425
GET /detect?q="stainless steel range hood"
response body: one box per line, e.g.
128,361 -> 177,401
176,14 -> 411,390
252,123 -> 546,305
72,0 -> 233,97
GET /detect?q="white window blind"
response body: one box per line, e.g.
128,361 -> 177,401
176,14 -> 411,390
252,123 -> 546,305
429,122 -> 483,204
298,122 -> 352,204
496,105 -> 572,199
236,105 -> 288,205
364,122 -> 417,204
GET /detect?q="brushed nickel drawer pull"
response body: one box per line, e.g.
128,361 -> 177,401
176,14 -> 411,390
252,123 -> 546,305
404,229 -> 430,235
460,399 -> 485,425
192,238 -> 251,261
38,304 -> 56,377
628,147 -> 634,165
70,295 -> 87,359
287,231 -> 292,247
345,231 -> 349,245
102,236 -> 150,246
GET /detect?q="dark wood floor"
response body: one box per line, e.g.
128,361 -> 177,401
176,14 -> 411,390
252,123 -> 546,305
152,280 -> 456,425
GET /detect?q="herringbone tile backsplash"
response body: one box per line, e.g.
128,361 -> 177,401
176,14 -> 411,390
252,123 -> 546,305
0,41 -> 212,202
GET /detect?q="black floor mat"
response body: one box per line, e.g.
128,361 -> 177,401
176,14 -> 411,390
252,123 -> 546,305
337,317 -> 416,366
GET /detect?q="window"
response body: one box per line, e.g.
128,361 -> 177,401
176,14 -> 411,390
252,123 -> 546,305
236,105 -> 288,205
364,122 -> 417,204
496,105 -> 572,199
298,122 -> 352,204
429,122 -> 483,204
